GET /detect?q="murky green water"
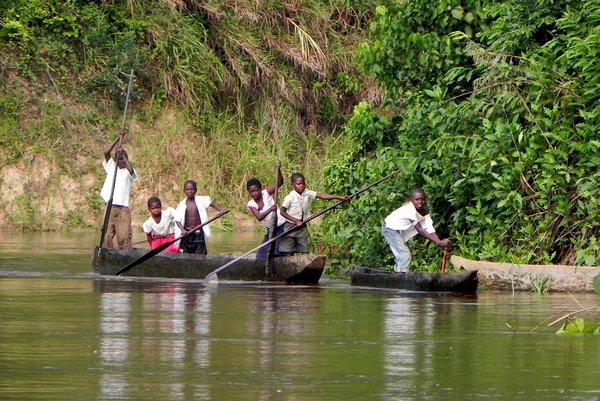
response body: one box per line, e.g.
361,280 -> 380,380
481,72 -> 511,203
1,232 -> 599,400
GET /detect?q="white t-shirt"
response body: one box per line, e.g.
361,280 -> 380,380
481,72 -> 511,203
100,158 -> 138,207
247,189 -> 285,227
281,189 -> 318,221
384,202 -> 435,241
174,195 -> 213,237
142,207 -> 176,237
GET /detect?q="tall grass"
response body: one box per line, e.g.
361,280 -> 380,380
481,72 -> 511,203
133,100 -> 353,218
0,0 -> 374,229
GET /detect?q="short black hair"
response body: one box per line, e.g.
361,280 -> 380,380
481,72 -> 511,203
246,178 -> 262,190
183,180 -> 197,189
410,187 -> 425,198
290,172 -> 305,183
147,196 -> 161,207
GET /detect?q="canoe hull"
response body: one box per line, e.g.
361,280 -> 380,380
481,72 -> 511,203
349,267 -> 478,293
451,255 -> 600,292
92,247 -> 325,284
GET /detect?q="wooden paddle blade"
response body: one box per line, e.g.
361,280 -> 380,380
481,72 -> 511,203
441,247 -> 448,273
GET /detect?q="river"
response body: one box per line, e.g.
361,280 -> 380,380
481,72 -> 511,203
0,231 -> 598,401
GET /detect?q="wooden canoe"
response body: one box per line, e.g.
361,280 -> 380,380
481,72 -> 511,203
92,246 -> 325,284
451,255 -> 600,292
349,266 -> 478,293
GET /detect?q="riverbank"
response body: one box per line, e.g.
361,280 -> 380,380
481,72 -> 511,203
0,106 -> 345,232
451,255 -> 600,293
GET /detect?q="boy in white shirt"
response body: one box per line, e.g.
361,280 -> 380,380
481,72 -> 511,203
174,180 -> 224,255
246,162 -> 286,259
142,197 -> 179,253
279,172 -> 349,254
382,187 -> 450,272
100,129 -> 138,250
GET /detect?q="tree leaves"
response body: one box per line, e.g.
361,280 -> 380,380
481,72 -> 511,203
322,0 -> 600,270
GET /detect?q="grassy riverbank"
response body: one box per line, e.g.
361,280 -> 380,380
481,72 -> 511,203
0,0 -> 378,231
0,75 -> 353,231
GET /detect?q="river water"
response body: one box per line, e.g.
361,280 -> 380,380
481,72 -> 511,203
0,231 -> 599,401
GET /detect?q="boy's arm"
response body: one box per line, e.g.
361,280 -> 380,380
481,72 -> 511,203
104,129 -> 126,161
266,162 -> 284,195
176,221 -> 187,234
414,223 -> 451,248
249,205 -> 277,222
146,232 -> 153,248
280,206 -> 303,226
316,193 -> 350,201
119,149 -> 135,175
209,202 -> 224,213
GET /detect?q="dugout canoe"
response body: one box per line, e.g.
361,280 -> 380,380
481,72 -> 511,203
450,255 -> 600,292
92,246 -> 325,284
349,266 -> 478,293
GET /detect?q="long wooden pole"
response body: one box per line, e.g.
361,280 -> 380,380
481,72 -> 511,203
265,162 -> 281,275
98,70 -> 134,249
205,170 -> 401,282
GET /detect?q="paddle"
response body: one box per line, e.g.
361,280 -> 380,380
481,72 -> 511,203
98,69 -> 135,248
265,161 -> 282,275
115,210 -> 229,276
205,169 -> 401,283
440,247 -> 448,273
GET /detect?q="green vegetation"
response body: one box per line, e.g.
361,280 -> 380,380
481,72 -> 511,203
323,0 -> 600,270
0,0 -> 382,229
556,316 -> 599,336
1,0 -> 599,273
553,274 -> 600,335
530,274 -> 551,295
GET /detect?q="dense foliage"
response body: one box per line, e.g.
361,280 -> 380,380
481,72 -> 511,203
0,0 -> 380,127
0,0 -> 383,229
322,0 -> 600,270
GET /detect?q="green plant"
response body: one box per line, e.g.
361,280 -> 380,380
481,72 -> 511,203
86,192 -> 104,213
11,193 -> 36,230
66,211 -> 83,228
530,274 -> 551,294
556,317 -> 597,335
321,0 -> 600,271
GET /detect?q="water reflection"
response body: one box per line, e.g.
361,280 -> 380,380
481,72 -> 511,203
99,292 -> 131,399
93,280 -> 331,400
1,271 -> 599,401
3,229 -> 598,401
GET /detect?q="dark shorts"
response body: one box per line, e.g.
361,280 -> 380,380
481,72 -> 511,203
278,222 -> 309,254
181,231 -> 207,255
256,224 -> 288,259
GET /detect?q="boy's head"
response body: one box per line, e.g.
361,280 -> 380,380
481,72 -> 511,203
147,196 -> 162,217
410,187 -> 427,212
246,178 -> 262,201
116,149 -> 128,168
183,180 -> 197,199
290,172 -> 306,194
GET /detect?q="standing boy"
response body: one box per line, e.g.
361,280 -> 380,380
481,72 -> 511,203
246,161 -> 286,259
100,129 -> 138,250
381,187 -> 450,272
174,180 -> 224,255
279,172 -> 348,254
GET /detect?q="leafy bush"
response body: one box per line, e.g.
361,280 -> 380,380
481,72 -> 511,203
322,0 -> 600,271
